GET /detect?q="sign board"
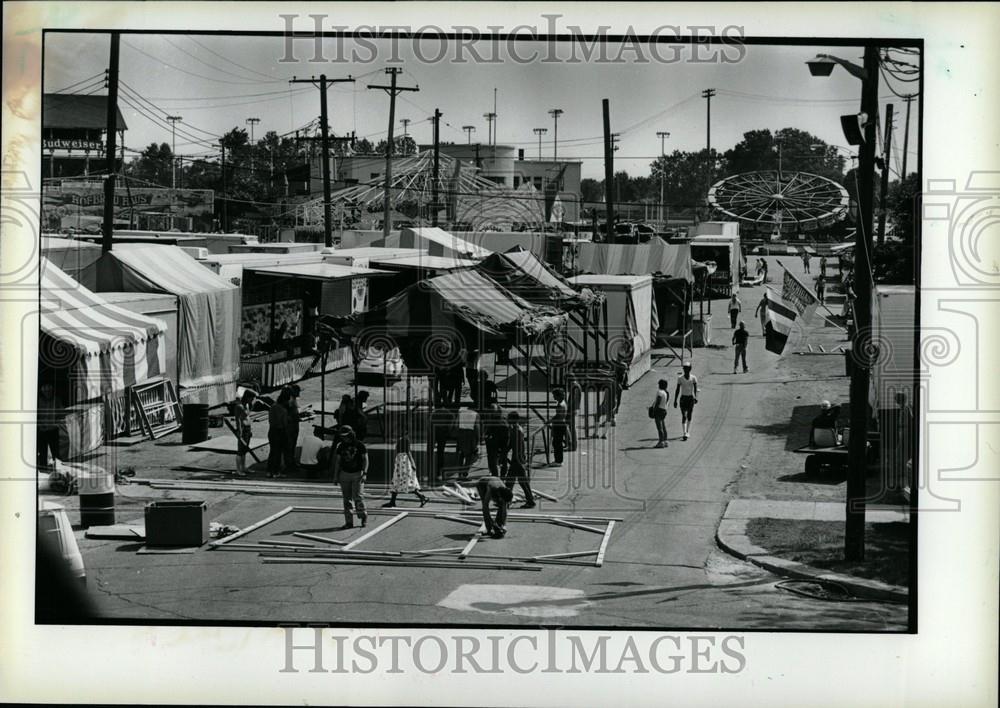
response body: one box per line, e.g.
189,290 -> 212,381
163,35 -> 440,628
43,138 -> 105,151
43,183 -> 214,220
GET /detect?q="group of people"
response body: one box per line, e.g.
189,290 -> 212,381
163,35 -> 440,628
650,361 -> 699,448
433,349 -> 498,408
754,257 -> 769,282
802,252 -> 829,277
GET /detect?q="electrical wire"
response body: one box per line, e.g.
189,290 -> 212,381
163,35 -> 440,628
183,34 -> 285,82
47,72 -> 106,94
122,38 -> 285,85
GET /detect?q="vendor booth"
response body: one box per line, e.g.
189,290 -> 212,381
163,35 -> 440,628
39,259 -> 171,455
41,237 -> 102,289
567,274 -> 654,386
346,226 -> 492,260
89,244 -> 240,406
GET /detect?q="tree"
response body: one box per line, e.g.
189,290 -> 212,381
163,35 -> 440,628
353,138 -> 375,155
649,148 -> 724,211
125,142 -> 173,187
723,128 -> 844,182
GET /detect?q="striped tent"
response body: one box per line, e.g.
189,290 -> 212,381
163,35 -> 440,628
93,244 -> 241,405
40,258 -> 167,402
575,237 -> 694,282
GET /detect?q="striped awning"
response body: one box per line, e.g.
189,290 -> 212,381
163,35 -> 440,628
576,237 -> 694,282
40,258 -> 167,401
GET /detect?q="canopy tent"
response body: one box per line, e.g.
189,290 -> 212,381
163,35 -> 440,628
91,244 -> 240,405
369,227 -> 491,260
41,237 -> 102,289
475,247 -> 587,308
40,258 -> 167,402
329,269 -> 565,369
575,237 -> 694,282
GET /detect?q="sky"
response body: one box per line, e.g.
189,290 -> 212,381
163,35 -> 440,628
43,33 -> 921,180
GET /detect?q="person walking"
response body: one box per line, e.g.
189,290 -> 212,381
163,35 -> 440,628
732,321 -> 750,374
761,258 -> 769,282
815,274 -> 826,304
333,394 -> 354,427
550,388 -> 569,467
727,293 -> 742,329
801,252 -> 811,273
819,255 -> 828,277
233,389 -> 257,477
651,379 -> 670,448
430,405 -> 457,478
755,292 -> 769,336
673,361 -> 699,441
36,382 -> 64,470
383,435 -> 429,508
476,475 -> 513,539
266,388 -> 291,478
465,348 -> 481,405
483,400 -> 510,478
504,412 -> 535,508
611,356 -> 630,426
331,425 -> 368,528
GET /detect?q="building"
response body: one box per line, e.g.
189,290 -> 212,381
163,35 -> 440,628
42,93 -> 127,179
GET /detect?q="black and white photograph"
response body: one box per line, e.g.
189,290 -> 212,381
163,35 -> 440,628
2,3 -> 997,706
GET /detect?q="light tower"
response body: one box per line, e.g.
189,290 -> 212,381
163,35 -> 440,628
548,108 -> 563,161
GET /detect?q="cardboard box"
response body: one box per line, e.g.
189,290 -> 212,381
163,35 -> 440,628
144,500 -> 208,547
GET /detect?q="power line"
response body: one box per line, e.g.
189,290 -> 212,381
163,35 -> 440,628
122,39 -> 285,85
183,35 -> 284,81
47,72 -> 106,94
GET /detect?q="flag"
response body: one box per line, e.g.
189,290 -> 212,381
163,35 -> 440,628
780,267 -> 820,325
763,288 -> 800,355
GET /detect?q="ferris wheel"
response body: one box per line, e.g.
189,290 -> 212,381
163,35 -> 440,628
707,170 -> 850,233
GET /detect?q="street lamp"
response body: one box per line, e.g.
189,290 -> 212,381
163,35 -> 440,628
462,125 -> 475,144
656,130 -> 670,224
808,46 -> 879,562
533,127 -> 548,160
548,108 -> 563,161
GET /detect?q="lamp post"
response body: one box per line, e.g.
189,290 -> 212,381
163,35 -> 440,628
462,125 -> 475,144
656,130 -> 670,224
548,108 -> 563,161
533,127 -> 548,160
807,46 -> 880,561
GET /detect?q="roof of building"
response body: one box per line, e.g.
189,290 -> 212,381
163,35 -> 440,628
43,93 -> 128,131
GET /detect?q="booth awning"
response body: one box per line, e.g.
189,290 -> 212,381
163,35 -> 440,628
92,244 -> 240,405
245,263 -> 394,281
476,248 -> 583,306
370,255 -> 478,272
40,259 -> 167,401
576,237 -> 694,282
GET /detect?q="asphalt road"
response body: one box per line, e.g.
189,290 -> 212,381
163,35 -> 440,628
68,255 -> 907,630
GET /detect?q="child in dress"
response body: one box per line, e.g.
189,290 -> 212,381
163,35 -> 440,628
383,435 -> 429,507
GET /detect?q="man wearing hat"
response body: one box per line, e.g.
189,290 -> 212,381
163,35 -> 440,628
673,361 -> 699,442
331,425 -> 369,528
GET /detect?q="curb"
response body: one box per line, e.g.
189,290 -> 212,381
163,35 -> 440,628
716,511 -> 909,604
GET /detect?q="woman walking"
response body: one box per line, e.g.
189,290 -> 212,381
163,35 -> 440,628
727,293 -> 742,329
652,379 -> 670,448
383,435 -> 429,507
233,389 -> 257,477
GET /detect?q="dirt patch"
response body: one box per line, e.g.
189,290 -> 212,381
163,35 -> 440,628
745,518 -> 912,588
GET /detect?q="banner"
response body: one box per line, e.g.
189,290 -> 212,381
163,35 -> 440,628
43,183 -> 215,220
43,138 -> 104,151
763,287 -> 800,356
780,267 -> 819,325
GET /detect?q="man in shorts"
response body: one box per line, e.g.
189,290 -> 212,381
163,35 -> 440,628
673,361 -> 699,441
732,321 -> 750,374
477,475 -> 514,539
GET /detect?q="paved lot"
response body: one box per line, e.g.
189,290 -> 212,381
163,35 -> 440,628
51,255 -> 909,630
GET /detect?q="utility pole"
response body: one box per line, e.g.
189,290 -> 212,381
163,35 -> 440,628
290,73 -> 356,247
602,99 -> 614,244
901,94 -> 914,179
431,108 -> 442,226
401,118 -> 411,137
101,31 -> 120,253
533,128 -> 548,160
701,88 -> 716,219
548,108 -> 563,161
462,125 -> 475,144
219,140 -> 227,232
656,130 -> 670,223
368,68 -> 419,237
877,103 -> 894,247
483,112 -> 496,147
845,45 -> 880,562
166,115 -> 182,188
246,117 -> 260,172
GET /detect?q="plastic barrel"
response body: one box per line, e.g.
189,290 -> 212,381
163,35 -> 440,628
181,403 -> 210,444
78,468 -> 115,528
